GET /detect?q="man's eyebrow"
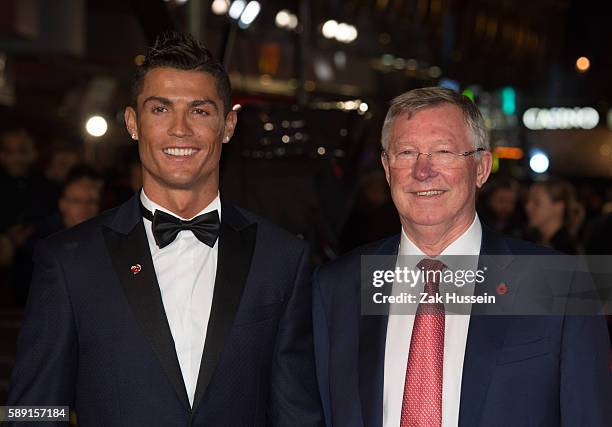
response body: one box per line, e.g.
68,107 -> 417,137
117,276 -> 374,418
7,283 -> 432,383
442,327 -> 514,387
142,96 -> 172,106
190,99 -> 218,110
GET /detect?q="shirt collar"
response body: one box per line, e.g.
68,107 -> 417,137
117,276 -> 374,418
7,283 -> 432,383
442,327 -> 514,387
140,189 -> 222,222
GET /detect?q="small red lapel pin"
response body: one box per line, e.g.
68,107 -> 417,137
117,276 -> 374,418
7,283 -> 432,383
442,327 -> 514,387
496,282 -> 508,295
130,264 -> 142,275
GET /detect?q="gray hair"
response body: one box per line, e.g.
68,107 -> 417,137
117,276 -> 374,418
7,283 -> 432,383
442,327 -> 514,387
380,87 -> 489,152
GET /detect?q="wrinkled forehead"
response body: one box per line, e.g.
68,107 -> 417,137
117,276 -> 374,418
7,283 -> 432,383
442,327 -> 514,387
388,106 -> 472,147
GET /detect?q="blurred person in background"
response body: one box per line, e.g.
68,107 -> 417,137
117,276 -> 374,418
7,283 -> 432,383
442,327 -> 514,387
38,165 -> 103,235
525,178 -> 580,254
10,166 -> 103,305
0,129 -> 53,245
477,177 -> 523,238
43,143 -> 82,200
339,170 -> 400,253
0,128 -> 56,304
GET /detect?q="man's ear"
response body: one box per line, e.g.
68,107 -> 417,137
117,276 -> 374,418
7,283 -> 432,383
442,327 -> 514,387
475,150 -> 493,188
222,110 -> 238,144
124,106 -> 138,140
381,151 -> 391,185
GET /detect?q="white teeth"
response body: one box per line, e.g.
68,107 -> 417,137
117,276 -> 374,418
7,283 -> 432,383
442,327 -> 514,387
164,148 -> 196,156
416,190 -> 444,196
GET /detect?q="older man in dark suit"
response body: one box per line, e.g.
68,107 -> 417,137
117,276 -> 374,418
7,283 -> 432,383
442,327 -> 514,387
313,87 -> 611,427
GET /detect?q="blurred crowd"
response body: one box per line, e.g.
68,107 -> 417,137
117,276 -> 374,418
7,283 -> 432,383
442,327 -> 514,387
477,176 -> 612,256
0,128 -> 142,306
2,126 -> 612,309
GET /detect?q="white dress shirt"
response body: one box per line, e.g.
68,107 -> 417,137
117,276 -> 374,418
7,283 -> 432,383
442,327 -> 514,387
140,190 -> 221,407
383,215 -> 482,427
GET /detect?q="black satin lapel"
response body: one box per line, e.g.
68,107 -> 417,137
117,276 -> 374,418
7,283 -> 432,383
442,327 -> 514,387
102,222 -> 190,410
191,219 -> 257,410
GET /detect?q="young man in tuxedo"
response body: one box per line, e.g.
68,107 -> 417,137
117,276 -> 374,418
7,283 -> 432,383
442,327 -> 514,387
8,32 -> 323,426
313,87 -> 611,426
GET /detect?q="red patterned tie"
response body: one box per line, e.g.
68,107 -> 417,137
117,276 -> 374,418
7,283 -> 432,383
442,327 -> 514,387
400,258 -> 446,427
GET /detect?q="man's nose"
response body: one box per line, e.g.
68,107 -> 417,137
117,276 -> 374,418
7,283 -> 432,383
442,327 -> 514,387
168,112 -> 193,137
412,152 -> 438,181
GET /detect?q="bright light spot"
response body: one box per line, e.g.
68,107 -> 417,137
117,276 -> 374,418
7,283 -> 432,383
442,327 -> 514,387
275,10 -> 290,27
275,9 -> 298,30
523,107 -> 599,130
576,56 -> 590,72
345,25 -> 357,42
322,21 -> 357,43
86,116 -> 108,137
359,102 -> 368,112
264,122 -> 274,131
462,88 -> 475,101
134,54 -> 145,66
439,78 -> 460,92
322,20 -> 338,39
405,59 -> 418,71
282,135 -> 290,143
501,86 -> 516,115
344,100 -> 356,110
529,152 -> 549,174
334,51 -> 347,69
314,58 -> 334,82
211,0 -> 229,15
238,1 -> 260,28
429,66 -> 442,78
393,58 -> 405,69
232,103 -> 242,112
381,54 -> 394,66
287,14 -> 298,30
317,147 -> 326,155
228,0 -> 246,19
335,22 -> 351,43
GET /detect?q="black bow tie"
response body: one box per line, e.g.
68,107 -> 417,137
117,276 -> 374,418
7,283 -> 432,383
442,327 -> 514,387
140,202 -> 221,249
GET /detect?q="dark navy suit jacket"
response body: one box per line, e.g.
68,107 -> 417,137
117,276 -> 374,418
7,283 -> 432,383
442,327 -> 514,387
8,194 -> 323,426
313,228 -> 612,426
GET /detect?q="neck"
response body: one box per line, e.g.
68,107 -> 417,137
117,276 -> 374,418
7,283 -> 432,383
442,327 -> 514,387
143,177 -> 219,219
539,218 -> 563,243
401,214 -> 474,257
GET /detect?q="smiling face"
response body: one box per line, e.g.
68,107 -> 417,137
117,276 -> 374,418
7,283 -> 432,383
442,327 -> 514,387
382,104 -> 492,237
124,67 -> 236,201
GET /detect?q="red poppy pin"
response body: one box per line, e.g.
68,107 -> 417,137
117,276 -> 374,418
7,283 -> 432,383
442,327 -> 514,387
130,264 -> 142,275
496,282 -> 508,295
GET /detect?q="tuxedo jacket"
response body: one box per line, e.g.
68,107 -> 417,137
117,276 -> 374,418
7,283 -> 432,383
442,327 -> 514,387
8,194 -> 323,426
313,228 -> 612,427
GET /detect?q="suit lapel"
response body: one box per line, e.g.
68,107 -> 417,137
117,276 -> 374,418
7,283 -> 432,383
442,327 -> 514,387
358,235 -> 400,427
458,228 -> 514,427
102,194 -> 190,410
191,202 -> 257,411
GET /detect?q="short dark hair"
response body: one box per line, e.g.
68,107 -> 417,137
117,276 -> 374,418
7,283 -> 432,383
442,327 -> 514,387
62,164 -> 103,195
131,31 -> 232,115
